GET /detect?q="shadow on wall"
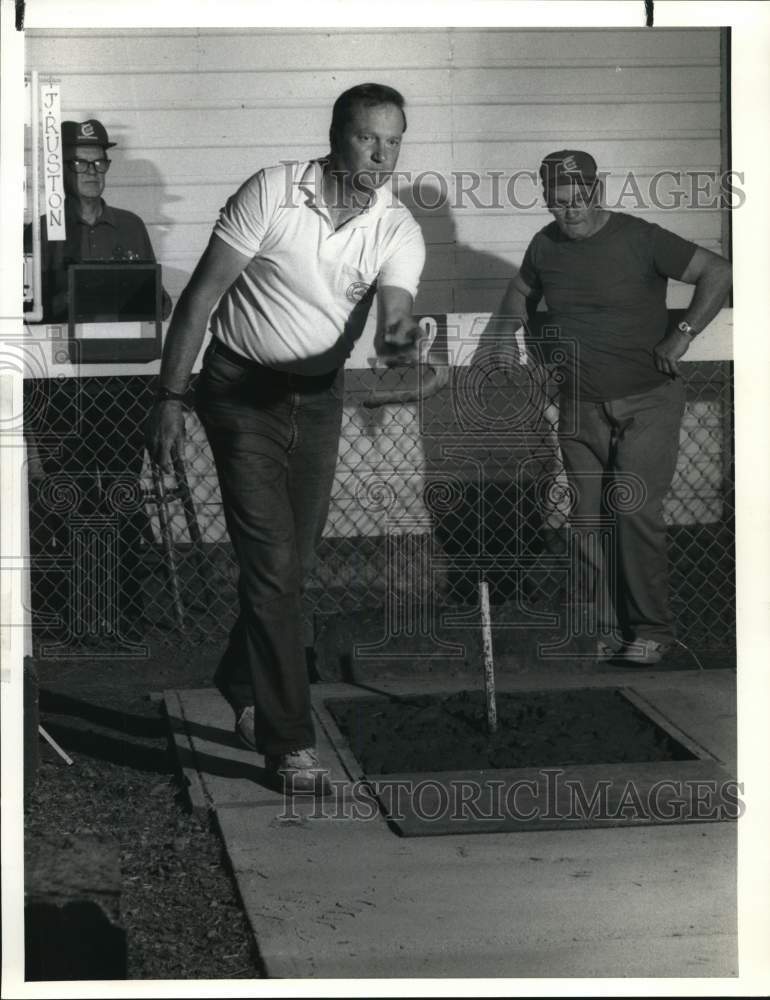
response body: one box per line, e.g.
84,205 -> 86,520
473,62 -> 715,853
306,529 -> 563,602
397,181 -> 514,315
110,152 -> 189,307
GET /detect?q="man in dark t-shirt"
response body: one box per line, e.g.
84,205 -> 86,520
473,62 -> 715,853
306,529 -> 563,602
495,150 -> 732,664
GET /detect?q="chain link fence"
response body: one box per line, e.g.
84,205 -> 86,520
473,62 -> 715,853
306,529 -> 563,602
23,345 -> 735,661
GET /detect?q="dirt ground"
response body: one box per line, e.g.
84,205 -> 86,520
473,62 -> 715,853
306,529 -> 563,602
24,641 -> 264,981
326,687 -> 698,775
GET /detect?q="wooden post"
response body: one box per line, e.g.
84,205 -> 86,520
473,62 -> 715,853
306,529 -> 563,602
479,580 -> 498,735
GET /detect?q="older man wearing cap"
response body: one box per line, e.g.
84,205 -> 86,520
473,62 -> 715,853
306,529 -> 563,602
25,118 -> 170,637
146,83 -> 425,794
492,149 -> 732,665
30,118 -> 171,321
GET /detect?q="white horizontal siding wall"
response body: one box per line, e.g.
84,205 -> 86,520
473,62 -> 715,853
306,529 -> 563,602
25,27 -> 724,313
24,27 -> 727,540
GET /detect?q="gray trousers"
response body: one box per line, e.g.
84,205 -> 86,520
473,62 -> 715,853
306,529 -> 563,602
558,378 -> 686,645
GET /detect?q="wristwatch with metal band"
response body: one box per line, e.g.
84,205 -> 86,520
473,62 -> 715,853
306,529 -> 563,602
676,319 -> 698,338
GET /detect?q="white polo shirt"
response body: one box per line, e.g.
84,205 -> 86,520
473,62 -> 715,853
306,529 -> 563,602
210,159 -> 426,374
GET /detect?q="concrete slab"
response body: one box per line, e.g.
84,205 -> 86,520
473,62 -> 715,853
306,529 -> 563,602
166,667 -> 738,978
219,805 -> 736,978
626,675 -> 737,770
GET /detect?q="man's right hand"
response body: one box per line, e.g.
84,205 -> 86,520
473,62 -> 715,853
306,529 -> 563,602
381,316 -> 424,367
143,234 -> 253,471
145,400 -> 185,472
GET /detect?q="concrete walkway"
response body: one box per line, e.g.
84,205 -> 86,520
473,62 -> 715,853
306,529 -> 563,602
165,667 -> 737,978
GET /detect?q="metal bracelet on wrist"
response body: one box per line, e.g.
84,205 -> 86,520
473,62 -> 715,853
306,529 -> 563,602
154,385 -> 188,403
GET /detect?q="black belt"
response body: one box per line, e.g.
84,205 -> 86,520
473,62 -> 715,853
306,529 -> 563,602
209,337 -> 273,371
208,338 -> 340,390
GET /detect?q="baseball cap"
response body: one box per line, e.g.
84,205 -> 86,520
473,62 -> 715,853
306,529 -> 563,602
540,149 -> 598,192
61,119 -> 116,150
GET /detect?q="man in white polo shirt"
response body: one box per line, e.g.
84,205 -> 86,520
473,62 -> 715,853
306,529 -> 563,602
146,84 -> 425,795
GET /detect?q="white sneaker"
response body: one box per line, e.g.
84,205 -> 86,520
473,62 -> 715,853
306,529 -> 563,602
264,747 -> 331,796
606,638 -> 671,666
595,636 -> 623,661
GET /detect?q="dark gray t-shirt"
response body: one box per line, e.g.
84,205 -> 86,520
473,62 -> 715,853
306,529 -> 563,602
519,212 -> 697,401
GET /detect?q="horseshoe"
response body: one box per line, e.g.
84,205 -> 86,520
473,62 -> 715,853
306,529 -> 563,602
362,358 -> 449,408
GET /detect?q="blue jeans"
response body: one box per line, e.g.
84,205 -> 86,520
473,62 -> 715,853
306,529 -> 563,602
196,339 -> 344,754
558,378 -> 686,646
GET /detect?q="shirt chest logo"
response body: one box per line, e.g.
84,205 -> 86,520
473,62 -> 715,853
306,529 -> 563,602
346,279 -> 374,303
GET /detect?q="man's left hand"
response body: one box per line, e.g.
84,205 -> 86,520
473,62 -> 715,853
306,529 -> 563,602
653,329 -> 692,378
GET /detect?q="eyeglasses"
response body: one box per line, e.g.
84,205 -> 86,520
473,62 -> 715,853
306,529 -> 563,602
546,195 -> 597,211
65,158 -> 111,174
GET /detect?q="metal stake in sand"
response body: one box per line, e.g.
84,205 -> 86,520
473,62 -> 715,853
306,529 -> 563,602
39,725 -> 74,765
479,580 -> 498,735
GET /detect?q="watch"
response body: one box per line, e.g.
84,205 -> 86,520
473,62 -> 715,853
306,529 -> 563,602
154,385 -> 187,402
676,319 -> 698,338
